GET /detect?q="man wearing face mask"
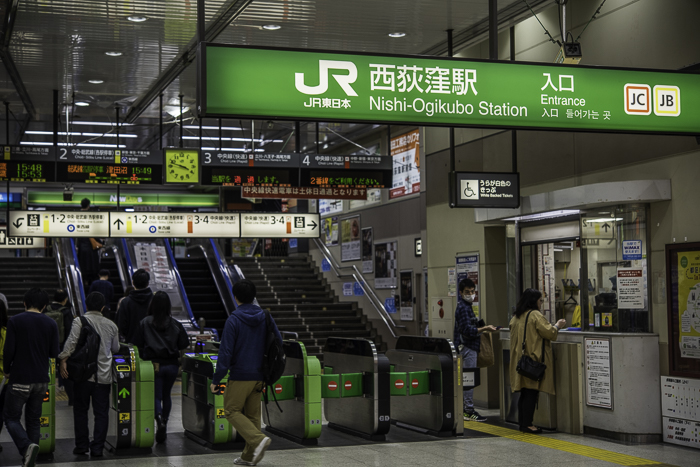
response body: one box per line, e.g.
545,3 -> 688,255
454,278 -> 497,422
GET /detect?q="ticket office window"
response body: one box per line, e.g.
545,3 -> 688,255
581,205 -> 650,333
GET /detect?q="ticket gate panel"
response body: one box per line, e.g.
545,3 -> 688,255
39,359 -> 56,455
323,338 -> 391,440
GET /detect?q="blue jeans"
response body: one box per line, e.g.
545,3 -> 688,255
73,381 -> 111,454
3,382 -> 48,456
154,364 -> 179,419
461,347 -> 477,412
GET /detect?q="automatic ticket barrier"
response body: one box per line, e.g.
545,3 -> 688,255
263,340 -> 322,445
322,337 -> 391,441
107,344 -> 155,452
385,336 -> 463,437
181,353 -> 240,448
38,358 -> 56,457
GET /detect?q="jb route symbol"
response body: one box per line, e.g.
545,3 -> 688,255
201,44 -> 700,134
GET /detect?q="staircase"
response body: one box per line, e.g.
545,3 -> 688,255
231,255 -> 386,361
0,257 -> 61,316
176,257 -> 229,338
97,256 -> 124,313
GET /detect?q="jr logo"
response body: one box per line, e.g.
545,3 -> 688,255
295,60 -> 358,96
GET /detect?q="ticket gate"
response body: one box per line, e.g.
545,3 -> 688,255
385,336 -> 463,437
321,337 -> 391,441
38,358 -> 56,458
107,344 -> 155,453
263,340 -> 322,445
181,353 -> 241,448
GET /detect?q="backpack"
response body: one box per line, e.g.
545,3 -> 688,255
66,316 -> 102,382
261,311 -> 286,417
44,306 -> 65,344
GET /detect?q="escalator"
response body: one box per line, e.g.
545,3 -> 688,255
176,256 -> 229,337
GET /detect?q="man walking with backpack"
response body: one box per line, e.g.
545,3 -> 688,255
3,288 -> 59,467
59,292 -> 119,457
211,280 -> 283,466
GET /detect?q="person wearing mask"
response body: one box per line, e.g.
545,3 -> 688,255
117,269 -> 153,344
88,269 -> 115,320
0,297 -> 9,452
453,278 -> 497,422
211,280 -> 282,466
3,288 -> 59,467
76,198 -> 102,287
509,288 -> 566,434
132,292 -> 188,443
59,292 -> 119,456
44,290 -> 75,405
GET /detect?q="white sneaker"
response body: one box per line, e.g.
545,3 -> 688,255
251,436 -> 271,465
233,458 -> 256,466
23,443 -> 40,467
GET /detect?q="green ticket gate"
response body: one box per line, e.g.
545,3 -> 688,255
181,353 -> 241,448
385,336 -> 463,437
107,344 -> 155,453
321,337 -> 391,441
263,340 -> 322,445
38,358 -> 56,458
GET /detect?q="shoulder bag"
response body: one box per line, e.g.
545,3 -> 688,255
515,311 -> 547,382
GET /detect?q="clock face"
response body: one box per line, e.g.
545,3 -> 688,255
165,149 -> 199,183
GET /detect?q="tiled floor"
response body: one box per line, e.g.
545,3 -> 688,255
0,389 -> 697,467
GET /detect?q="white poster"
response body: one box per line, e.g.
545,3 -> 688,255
585,338 -> 613,409
617,267 -> 645,309
447,267 -> 457,297
389,129 -> 420,199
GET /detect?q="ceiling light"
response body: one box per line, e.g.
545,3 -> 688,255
75,101 -> 90,107
105,51 -> 122,57
72,121 -> 132,126
183,125 -> 242,131
388,32 -> 406,38
262,24 -> 281,30
88,79 -> 104,84
127,16 -> 147,22
165,106 -> 189,118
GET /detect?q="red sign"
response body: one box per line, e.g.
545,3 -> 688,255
344,381 -> 353,390
274,384 -> 283,394
328,381 -> 338,391
394,379 -> 405,389
411,379 -> 419,389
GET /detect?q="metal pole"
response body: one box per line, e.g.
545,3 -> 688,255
179,94 -> 184,148
115,106 -> 120,148
218,118 -> 222,150
447,30 -> 455,174
510,26 -> 517,173
315,122 -> 319,153
4,102 -> 8,146
510,26 -> 515,60
295,121 -> 301,153
197,0 -> 206,44
117,184 -> 121,210
386,125 -> 391,155
562,1 -> 567,42
199,116 -> 202,150
159,94 -> 163,149
489,0 -> 498,60
251,120 -> 255,153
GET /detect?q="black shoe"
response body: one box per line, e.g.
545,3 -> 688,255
155,416 -> 167,443
73,447 -> 89,455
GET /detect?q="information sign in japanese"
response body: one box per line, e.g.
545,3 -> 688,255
242,186 -> 367,200
110,212 -> 240,238
57,148 -> 162,185
201,152 -> 299,187
390,130 -> 420,199
8,211 -> 109,238
622,240 -> 643,260
300,154 -> 392,189
617,268 -> 645,309
585,337 -> 613,409
0,229 -> 45,248
239,213 -> 320,238
0,146 -> 56,182
452,172 -> 519,208
202,44 -> 700,134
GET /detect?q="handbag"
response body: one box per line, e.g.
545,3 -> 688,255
516,311 -> 547,382
477,333 -> 494,368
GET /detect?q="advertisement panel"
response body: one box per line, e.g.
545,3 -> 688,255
340,216 -> 361,261
390,129 -> 420,199
375,241 -> 398,289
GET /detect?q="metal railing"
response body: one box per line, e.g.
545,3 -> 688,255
53,238 -> 86,316
53,238 -> 81,316
312,238 -> 405,338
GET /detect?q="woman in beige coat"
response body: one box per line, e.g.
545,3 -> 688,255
509,289 -> 566,433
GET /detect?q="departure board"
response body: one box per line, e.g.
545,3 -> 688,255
57,148 -> 163,185
299,154 -> 392,189
201,152 -> 299,187
0,146 -> 56,182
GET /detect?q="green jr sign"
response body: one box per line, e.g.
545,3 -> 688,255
200,44 -> 700,135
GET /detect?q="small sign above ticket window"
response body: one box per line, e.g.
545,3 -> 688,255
451,171 -> 520,209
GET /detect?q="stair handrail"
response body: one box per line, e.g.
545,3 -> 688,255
312,238 -> 404,338
187,243 -> 237,316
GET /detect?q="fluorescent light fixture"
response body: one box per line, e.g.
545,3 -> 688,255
105,51 -> 122,57
200,147 -> 264,152
388,32 -> 406,38
181,136 -> 283,143
20,142 -> 126,148
127,16 -> 147,22
125,208 -> 135,212
586,218 -> 623,223
183,125 -> 243,131
503,209 -> 580,222
88,79 -> 104,84
165,106 -> 189,118
25,131 -> 137,138
262,24 -> 281,30
75,101 -> 90,107
553,248 -> 563,252
71,121 -> 133,126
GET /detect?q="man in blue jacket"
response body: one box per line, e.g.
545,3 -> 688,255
211,279 -> 282,466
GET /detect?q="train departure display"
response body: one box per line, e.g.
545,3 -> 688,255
0,161 -> 56,182
57,163 -> 163,185
201,166 -> 294,187
301,169 -> 388,188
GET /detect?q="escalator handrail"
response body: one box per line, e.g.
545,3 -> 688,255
163,238 -> 198,329
69,239 -> 87,315
209,238 -> 237,309
53,238 -> 80,316
105,244 -> 129,292
188,243 -> 237,316
120,238 -> 135,279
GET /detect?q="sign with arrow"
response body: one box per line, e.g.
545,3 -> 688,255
0,229 -> 44,249
118,387 -> 130,399
110,212 -> 240,238
581,217 -> 615,240
240,213 -> 320,238
9,211 -> 109,237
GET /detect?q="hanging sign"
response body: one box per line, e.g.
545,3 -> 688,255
451,172 -> 519,208
201,44 -> 700,135
239,213 -> 320,238
0,229 -> 45,248
110,212 -> 240,238
201,152 -> 299,187
9,211 -> 109,238
390,130 -> 420,199
1,146 -> 56,182
299,154 -> 392,189
57,148 -> 163,185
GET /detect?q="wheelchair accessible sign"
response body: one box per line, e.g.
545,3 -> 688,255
451,171 -> 519,209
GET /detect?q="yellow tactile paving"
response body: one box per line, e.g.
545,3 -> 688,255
464,422 -> 663,466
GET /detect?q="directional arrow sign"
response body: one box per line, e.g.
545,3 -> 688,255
110,212 -> 240,238
12,218 -> 23,229
119,387 -> 130,398
240,213 -> 320,238
9,211 -> 109,237
113,218 -> 124,230
0,229 -> 42,249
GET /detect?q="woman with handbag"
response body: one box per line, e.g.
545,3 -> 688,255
132,292 -> 189,444
509,289 -> 566,434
